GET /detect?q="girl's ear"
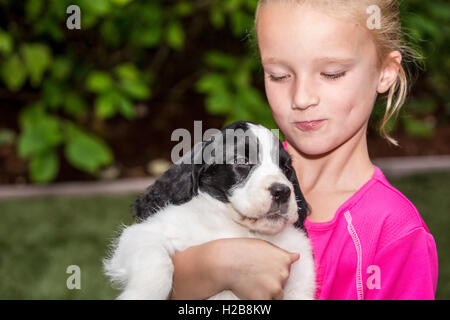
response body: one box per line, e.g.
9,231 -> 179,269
377,50 -> 402,94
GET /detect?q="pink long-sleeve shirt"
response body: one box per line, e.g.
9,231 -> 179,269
283,142 -> 438,299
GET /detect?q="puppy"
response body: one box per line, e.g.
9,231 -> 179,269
104,121 -> 316,299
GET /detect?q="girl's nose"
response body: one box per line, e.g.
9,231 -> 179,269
292,78 -> 320,110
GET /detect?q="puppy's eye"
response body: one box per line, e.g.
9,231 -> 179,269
235,157 -> 250,165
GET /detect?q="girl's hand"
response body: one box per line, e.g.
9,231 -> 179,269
220,238 -> 300,300
170,238 -> 300,300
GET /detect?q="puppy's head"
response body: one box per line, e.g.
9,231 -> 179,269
133,121 -> 310,234
198,121 -> 309,234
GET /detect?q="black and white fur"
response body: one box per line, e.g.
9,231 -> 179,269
103,121 -> 316,299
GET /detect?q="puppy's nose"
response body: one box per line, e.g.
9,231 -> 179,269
269,183 -> 291,203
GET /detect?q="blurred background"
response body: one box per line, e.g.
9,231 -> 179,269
0,0 -> 449,299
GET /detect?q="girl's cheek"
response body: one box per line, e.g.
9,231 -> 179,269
265,88 -> 285,113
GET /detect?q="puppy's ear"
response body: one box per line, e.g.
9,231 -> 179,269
286,161 -> 311,230
132,143 -> 205,222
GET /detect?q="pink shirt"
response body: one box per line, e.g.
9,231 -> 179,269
283,142 -> 438,299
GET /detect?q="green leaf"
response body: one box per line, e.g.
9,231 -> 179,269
0,29 -> 13,54
130,24 -> 162,48
206,91 -> 233,115
42,80 -> 64,110
174,1 -> 195,16
232,67 -> 251,88
210,8 -> 225,29
236,87 -> 265,112
50,57 -> 72,81
406,97 -> 438,116
29,149 -> 59,183
64,93 -> 88,118
25,0 -> 43,21
224,0 -> 241,11
100,20 -> 122,47
230,11 -> 251,37
34,17 -> 64,42
18,111 -> 63,158
402,116 -> 435,138
21,43 -> 52,87
64,124 -> 113,173
195,73 -> 228,94
95,91 -> 120,118
1,54 -> 27,91
111,0 -> 134,6
119,80 -> 151,100
118,96 -> 136,120
115,63 -> 140,82
80,0 -> 111,16
166,20 -> 185,50
18,101 -> 45,129
205,51 -> 238,70
86,71 -> 114,93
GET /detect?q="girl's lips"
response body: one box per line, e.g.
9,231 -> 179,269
294,120 -> 326,131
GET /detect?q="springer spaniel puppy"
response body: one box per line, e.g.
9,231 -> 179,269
104,121 -> 316,299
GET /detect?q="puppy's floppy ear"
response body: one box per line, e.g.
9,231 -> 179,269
286,160 -> 311,230
132,143 -> 206,222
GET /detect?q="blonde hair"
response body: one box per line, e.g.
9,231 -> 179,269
253,0 -> 423,146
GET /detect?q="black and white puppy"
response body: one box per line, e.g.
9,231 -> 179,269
104,121 -> 316,299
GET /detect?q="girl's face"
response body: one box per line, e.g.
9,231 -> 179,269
257,2 -> 381,155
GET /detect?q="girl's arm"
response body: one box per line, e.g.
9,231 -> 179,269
169,238 -> 300,300
169,239 -> 227,299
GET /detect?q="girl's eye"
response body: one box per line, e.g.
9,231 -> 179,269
321,71 -> 346,80
269,74 -> 289,82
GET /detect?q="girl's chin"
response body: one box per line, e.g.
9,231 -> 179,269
297,144 -> 332,156
288,134 -> 335,156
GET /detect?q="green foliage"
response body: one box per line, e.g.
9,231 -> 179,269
21,43 -> 52,87
0,0 -> 448,183
64,123 -> 113,174
196,51 -> 278,131
371,0 -> 450,139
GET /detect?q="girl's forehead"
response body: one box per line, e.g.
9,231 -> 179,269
257,3 -> 373,64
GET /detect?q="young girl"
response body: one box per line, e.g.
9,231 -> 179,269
169,0 -> 438,300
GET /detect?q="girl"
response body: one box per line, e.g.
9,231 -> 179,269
169,0 -> 438,300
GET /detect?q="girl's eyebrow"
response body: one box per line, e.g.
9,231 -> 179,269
261,57 -> 290,66
313,56 -> 356,64
261,56 -> 356,66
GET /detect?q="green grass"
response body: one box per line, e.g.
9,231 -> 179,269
0,171 -> 449,299
0,194 -> 136,299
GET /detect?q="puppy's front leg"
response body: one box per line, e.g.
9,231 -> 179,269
104,224 -> 175,300
282,255 -> 316,300
117,247 -> 174,300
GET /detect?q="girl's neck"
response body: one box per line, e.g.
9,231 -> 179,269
287,122 -> 374,196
